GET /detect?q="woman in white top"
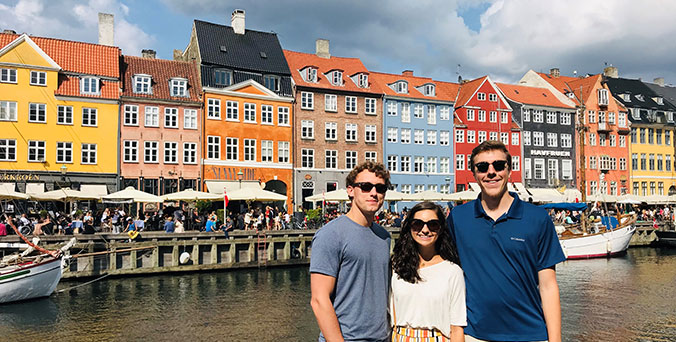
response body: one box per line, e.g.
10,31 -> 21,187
390,201 -> 466,342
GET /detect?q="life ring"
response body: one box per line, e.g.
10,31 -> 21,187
128,230 -> 139,240
19,225 -> 32,236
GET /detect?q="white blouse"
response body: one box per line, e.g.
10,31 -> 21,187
390,260 -> 467,338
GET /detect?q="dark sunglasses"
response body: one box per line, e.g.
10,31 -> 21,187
474,160 -> 508,173
410,219 -> 442,232
352,182 -> 388,194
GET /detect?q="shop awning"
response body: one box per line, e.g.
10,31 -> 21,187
204,180 -> 261,195
25,183 -> 45,195
80,184 -> 109,197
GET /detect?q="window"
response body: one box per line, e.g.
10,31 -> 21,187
619,135 -> 626,147
365,98 -> 376,115
123,105 -> 138,126
512,156 -> 520,171
326,122 -> 338,141
301,120 -> 314,139
561,112 -> 571,125
82,108 -> 97,126
489,132 -> 498,141
414,104 -> 424,118
226,137 -> 238,160
144,106 -> 159,127
396,81 -> 408,94
534,159 -> 545,179
387,155 -> 398,172
523,109 -> 530,122
208,99 -> 221,119
326,95 -> 338,112
533,110 -> 543,123
547,133 -> 558,147
164,108 -> 178,128
144,141 -> 159,163
608,111 -> 616,125
489,111 -> 497,123
427,157 -> 437,173
589,156 -> 597,169
263,75 -> 280,92
29,103 -> 46,123
501,112 -> 508,124
649,154 -> 655,170
183,142 -> 197,164
123,140 -> 138,162
477,92 -> 486,101
170,78 -> 187,97
244,139 -> 256,161
598,88 -> 609,106
649,128 -> 655,144
214,69 -> 232,86
441,131 -> 451,145
533,132 -> 544,146
206,136 -> 220,159
631,128 -> 637,144
81,143 -> 97,164
466,130 -> 475,144
589,133 -> 596,146
610,134 -> 616,147
184,109 -> 197,129
0,68 -> 17,83
561,134 -> 572,148
331,71 -> 343,86
56,142 -> 72,163
278,141 -> 289,163
387,127 -> 398,143
30,71 -> 46,86
345,96 -> 357,113
415,184 -> 425,193
512,133 -> 519,146
0,101 -> 18,121
261,140 -> 273,162
401,184 -> 411,194
500,132 -> 509,145
358,74 -> 369,88
440,106 -> 450,120
619,112 -> 627,127
401,103 -> 411,122
306,68 -> 317,82
427,130 -> 437,145
244,103 -> 256,122
524,158 -> 531,179
658,154 -> 664,171
456,154 -> 465,170
301,149 -> 314,168
414,129 -> 424,144
261,105 -> 273,124
546,111 -> 557,124
301,92 -> 314,109
467,109 -> 475,121
365,151 -> 377,162
478,131 -> 487,143
401,129 -> 411,144
345,123 -> 358,142
423,84 -> 435,96
134,75 -> 152,94
80,77 -> 99,95
588,110 -> 596,124
164,142 -> 178,164
278,107 -> 290,126
345,151 -> 357,170
667,155 -> 672,172
440,157 -> 450,173
427,105 -> 436,124
387,102 -> 397,116
414,156 -> 425,173
478,110 -> 486,122
365,125 -> 377,143
640,128 -> 646,144
400,156 -> 411,172
455,130 -> 464,143
657,129 -> 663,145
640,153 -> 646,170
325,150 -> 337,169
561,160 -> 573,180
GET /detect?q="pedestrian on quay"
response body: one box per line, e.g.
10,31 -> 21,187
310,161 -> 391,342
164,216 -> 175,233
390,201 -> 466,341
447,140 -> 565,342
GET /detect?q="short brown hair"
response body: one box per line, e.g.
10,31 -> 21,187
345,161 -> 391,189
469,140 -> 512,172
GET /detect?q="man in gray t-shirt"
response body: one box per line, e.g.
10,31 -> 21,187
310,161 -> 392,342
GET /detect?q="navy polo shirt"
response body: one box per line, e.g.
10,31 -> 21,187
448,192 -> 565,341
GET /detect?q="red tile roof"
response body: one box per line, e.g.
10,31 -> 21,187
120,56 -> 202,103
496,83 -> 574,109
370,71 -> 458,102
566,74 -> 601,105
283,49 -> 382,94
55,75 -> 119,100
0,33 -> 120,78
454,76 -> 488,108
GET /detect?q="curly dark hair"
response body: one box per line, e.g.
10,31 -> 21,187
391,201 -> 461,283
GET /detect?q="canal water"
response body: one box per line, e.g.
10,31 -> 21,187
1,247 -> 675,342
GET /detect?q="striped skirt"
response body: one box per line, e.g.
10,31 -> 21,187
392,326 -> 450,342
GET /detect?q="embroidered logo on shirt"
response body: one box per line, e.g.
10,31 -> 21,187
510,237 -> 525,242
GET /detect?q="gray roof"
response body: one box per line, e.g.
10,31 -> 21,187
605,77 -> 676,125
646,82 -> 676,110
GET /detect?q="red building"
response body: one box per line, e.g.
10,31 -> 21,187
453,76 -> 521,191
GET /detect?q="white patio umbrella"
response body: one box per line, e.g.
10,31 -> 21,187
31,187 -> 100,201
445,190 -> 479,201
225,187 -> 287,201
585,193 -> 618,203
162,189 -> 223,201
526,188 -> 565,203
617,194 -> 643,204
644,194 -> 670,205
406,190 -> 448,201
306,189 -> 349,202
102,186 -> 163,203
0,186 -> 29,200
384,190 -> 411,201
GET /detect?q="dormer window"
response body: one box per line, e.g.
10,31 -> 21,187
170,78 -> 188,97
264,75 -> 280,92
668,112 -> 674,122
423,84 -> 435,97
330,70 -> 343,86
635,94 -> 645,102
307,68 -> 317,82
395,81 -> 408,94
622,93 -> 631,102
214,69 -> 233,86
80,76 -> 100,95
358,74 -> 368,88
654,97 -> 664,105
597,89 -> 609,106
134,74 -> 152,94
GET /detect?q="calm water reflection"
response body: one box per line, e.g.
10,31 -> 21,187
1,248 -> 675,341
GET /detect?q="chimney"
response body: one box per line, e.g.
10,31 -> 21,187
549,68 -> 560,78
173,49 -> 183,61
141,49 -> 156,59
654,77 -> 665,87
98,13 -> 114,46
2,29 -> 17,34
402,70 -> 413,76
231,9 -> 245,35
316,39 -> 330,58
603,66 -> 618,78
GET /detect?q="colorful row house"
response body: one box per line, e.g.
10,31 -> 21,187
371,71 -> 457,199
284,41 -> 383,208
179,12 -> 294,209
0,32 -> 120,196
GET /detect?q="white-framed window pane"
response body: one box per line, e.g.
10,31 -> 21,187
401,103 -> 411,122
301,92 -> 314,109
244,139 -> 256,161
27,140 -> 45,162
301,148 -> 314,168
123,105 -> 138,126
345,123 -> 358,142
261,140 -> 273,162
0,68 -> 17,83
345,151 -> 357,169
261,105 -> 273,124
401,129 -> 411,144
206,136 -> 220,160
29,103 -> 46,123
123,140 -> 138,162
0,101 -> 18,121
365,125 -> 377,143
365,98 -> 376,115
164,142 -> 178,164
326,122 -> 337,141
208,99 -> 222,119
302,120 -> 315,139
226,101 -> 238,120
387,155 -> 398,172
164,108 -> 178,128
226,137 -> 239,160
400,156 -> 411,172
134,75 -> 151,94
365,151 -> 377,162
82,108 -> 97,126
56,142 -> 72,163
278,106 -> 290,125
278,141 -> 289,163
345,96 -> 357,113
81,143 -> 97,164
325,94 -> 337,112
183,142 -> 197,164
144,141 -> 159,163
170,79 -> 187,97
57,105 -> 74,125
325,150 -> 337,169
30,71 -> 46,86
244,103 -> 256,122
145,106 -> 159,127
184,109 -> 197,129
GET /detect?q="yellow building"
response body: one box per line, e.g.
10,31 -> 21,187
0,33 -> 120,195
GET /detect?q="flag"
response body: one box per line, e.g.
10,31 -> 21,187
224,188 -> 229,207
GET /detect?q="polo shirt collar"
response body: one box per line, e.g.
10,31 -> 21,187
473,191 -> 524,219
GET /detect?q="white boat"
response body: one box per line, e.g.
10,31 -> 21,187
0,256 -> 64,303
559,215 -> 637,259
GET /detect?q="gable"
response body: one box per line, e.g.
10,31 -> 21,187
237,84 -> 270,96
0,35 -> 60,70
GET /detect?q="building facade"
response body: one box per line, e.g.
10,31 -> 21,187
371,71 -> 457,197
453,76 -> 521,190
284,41 -> 383,209
119,53 -> 203,195
0,33 -> 120,195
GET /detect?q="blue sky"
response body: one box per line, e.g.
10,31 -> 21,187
2,0 -> 676,84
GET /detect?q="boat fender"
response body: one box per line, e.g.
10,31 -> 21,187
19,225 -> 31,236
179,252 -> 191,264
291,248 -> 301,259
606,239 -> 612,253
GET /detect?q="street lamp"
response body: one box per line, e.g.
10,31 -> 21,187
237,169 -> 243,189
60,164 -> 67,187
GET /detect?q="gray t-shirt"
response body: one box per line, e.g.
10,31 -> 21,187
310,215 -> 391,342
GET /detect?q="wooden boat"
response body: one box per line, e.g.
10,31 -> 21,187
558,214 -> 637,259
0,255 -> 63,303
655,229 -> 676,247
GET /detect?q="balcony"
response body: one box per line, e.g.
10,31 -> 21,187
616,123 -> 631,135
597,122 -> 612,132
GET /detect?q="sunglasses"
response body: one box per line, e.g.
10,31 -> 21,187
352,182 -> 388,194
474,160 -> 508,173
410,219 -> 442,232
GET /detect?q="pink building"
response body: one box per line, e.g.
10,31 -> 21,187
119,52 -> 202,194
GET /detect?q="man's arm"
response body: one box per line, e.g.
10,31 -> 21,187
449,326 -> 464,342
310,273 -> 344,342
539,267 -> 561,342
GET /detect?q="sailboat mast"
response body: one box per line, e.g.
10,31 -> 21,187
577,85 -> 588,233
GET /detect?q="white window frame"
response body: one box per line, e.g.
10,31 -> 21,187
466,130 -> 475,144
164,141 -> 178,164
123,105 -> 138,126
144,141 -> 159,163
326,122 -> 338,141
0,101 -> 18,121
244,103 -> 256,123
301,92 -> 314,109
206,136 -> 220,160
183,142 -> 197,164
440,131 -> 450,146
82,107 -> 97,127
123,140 -> 138,163
325,94 -> 338,112
400,156 -> 411,173
81,143 -> 97,165
302,120 -> 315,139
278,141 -> 289,163
164,107 -> 178,128
144,106 -> 159,127
325,150 -> 338,169
401,128 -> 411,144
455,130 -> 464,143
278,106 -> 290,126
261,140 -> 273,163
345,96 -> 357,113
301,148 -> 314,168
345,123 -> 358,142
226,137 -> 239,161
401,103 -> 411,122
467,109 -> 475,121
30,71 -> 46,86
0,68 -> 17,83
365,98 -> 377,115
80,76 -> 100,95
133,74 -> 152,94
427,104 -> 436,124
29,103 -> 47,123
225,100 -> 238,121
27,140 -> 45,162
170,78 -> 188,97
365,125 -> 377,143
387,155 -> 398,172
414,129 -> 424,145
184,109 -> 197,129
208,99 -> 221,119
261,105 -> 273,125
56,141 -> 72,164
387,127 -> 398,143
243,139 -> 256,162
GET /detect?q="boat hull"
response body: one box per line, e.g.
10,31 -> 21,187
560,225 -> 636,259
0,257 -> 63,304
655,230 -> 676,246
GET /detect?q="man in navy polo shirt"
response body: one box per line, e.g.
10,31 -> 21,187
448,140 -> 565,342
